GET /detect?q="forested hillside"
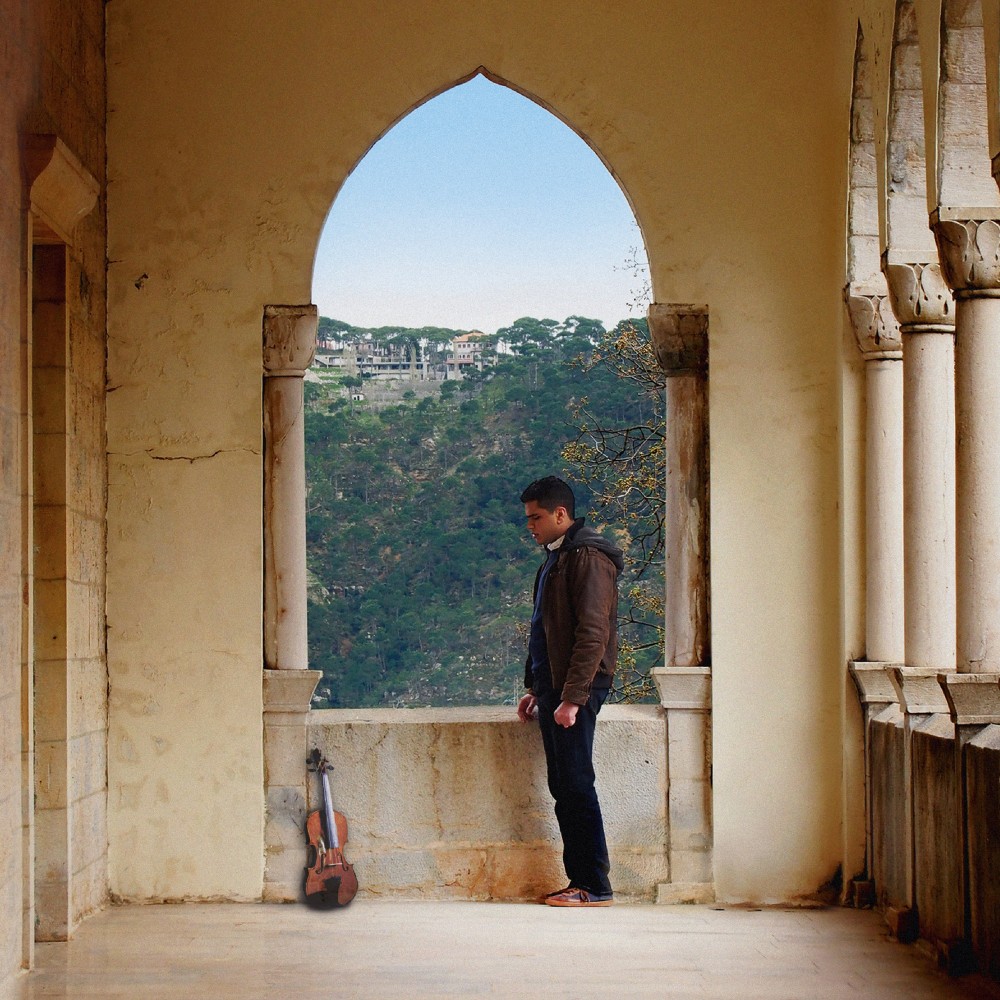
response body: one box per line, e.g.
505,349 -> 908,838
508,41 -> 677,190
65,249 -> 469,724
305,316 -> 663,708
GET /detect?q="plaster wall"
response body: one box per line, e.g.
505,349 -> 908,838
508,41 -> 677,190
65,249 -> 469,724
106,0 -> 862,903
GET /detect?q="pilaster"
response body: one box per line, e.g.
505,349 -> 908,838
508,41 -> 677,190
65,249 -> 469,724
848,660 -> 901,907
887,665 -> 955,942
261,304 -> 319,902
647,303 -> 713,905
651,667 -> 713,904
262,669 -> 321,901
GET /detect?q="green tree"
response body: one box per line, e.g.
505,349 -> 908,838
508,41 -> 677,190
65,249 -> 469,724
562,319 -> 665,703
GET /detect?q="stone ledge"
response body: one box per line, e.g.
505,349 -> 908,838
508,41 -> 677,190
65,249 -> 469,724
309,704 -> 661,725
263,669 -> 321,714
651,667 -> 711,711
889,667 -> 951,715
939,673 -> 1000,726
849,661 -> 900,705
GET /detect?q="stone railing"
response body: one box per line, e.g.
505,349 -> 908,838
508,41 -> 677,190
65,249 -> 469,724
268,705 -> 671,902
854,667 -> 1000,975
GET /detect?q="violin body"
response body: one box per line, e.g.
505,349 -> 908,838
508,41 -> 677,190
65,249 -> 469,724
304,749 -> 358,909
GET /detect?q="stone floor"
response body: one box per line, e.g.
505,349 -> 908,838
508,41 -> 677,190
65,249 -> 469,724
6,901 -> 1000,999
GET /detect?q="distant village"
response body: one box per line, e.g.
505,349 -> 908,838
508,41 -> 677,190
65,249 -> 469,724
310,331 -> 511,386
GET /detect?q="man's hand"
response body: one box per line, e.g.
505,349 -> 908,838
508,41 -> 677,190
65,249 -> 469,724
553,700 -> 579,728
517,693 -> 538,722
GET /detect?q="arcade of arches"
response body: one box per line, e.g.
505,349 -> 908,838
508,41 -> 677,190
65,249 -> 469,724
5,0 -> 1000,987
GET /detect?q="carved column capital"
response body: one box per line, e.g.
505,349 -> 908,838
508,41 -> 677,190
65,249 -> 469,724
882,259 -> 955,331
263,304 -> 318,376
647,303 -> 709,376
844,285 -> 902,358
22,134 -> 99,245
931,210 -> 1000,298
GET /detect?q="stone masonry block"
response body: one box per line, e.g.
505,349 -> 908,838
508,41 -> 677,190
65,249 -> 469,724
667,710 -> 710,781
265,720 -> 309,789
265,786 -> 307,854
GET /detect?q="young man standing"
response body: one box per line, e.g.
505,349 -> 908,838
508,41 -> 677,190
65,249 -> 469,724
517,476 -> 623,907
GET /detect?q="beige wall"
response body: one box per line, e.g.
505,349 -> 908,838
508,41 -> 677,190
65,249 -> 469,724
106,0 -> 860,903
0,0 -> 107,982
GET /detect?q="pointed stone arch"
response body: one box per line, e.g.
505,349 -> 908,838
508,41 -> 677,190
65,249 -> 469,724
849,24 -> 881,290
311,65 -> 652,293
938,0 -> 999,210
887,0 -> 936,256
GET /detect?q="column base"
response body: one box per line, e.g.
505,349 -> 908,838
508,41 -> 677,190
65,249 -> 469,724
885,905 -> 919,943
651,666 -> 713,898
263,669 -> 321,902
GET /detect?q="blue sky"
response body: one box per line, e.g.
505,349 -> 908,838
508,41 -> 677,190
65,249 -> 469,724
311,74 -> 648,335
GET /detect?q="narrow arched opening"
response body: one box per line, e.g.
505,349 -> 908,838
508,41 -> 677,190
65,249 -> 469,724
305,73 -> 658,710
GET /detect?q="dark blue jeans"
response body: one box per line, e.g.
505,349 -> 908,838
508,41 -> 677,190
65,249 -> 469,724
535,686 -> 612,897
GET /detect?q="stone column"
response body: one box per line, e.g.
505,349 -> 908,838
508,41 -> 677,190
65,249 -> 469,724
844,286 -> 904,664
880,258 -> 956,937
882,258 -> 957,672
262,304 -> 322,901
647,303 -> 713,904
263,304 -> 317,671
931,210 -> 1000,968
23,136 -> 99,950
843,284 -> 905,911
648,303 -> 710,667
888,666 -> 956,943
932,211 -> 1000,675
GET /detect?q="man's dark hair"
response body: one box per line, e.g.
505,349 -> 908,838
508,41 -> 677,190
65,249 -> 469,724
520,476 -> 576,518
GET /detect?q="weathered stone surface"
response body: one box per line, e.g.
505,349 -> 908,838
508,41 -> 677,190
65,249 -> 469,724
911,715 -> 963,948
870,706 -> 908,910
308,706 -> 668,901
966,725 -> 1000,977
933,214 -> 1000,295
883,262 -> 955,329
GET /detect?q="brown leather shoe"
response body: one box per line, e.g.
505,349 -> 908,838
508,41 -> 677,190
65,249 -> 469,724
543,887 -> 613,907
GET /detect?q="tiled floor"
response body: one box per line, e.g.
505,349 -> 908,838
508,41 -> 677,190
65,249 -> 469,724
6,901 -> 1000,999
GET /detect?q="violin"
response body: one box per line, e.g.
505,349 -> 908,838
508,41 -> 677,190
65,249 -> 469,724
303,748 -> 358,908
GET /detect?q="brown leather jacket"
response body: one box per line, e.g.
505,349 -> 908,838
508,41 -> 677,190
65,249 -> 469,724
523,520 -> 623,705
